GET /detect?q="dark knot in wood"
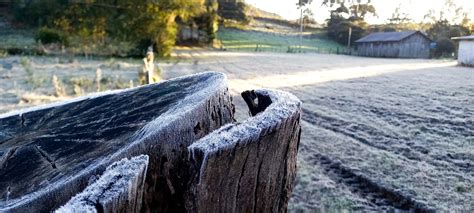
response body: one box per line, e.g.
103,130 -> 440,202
241,90 -> 273,116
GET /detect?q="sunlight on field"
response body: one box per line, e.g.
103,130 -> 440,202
228,61 -> 457,92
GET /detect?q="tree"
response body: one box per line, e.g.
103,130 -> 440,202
193,0 -> 219,43
434,38 -> 455,57
349,3 -> 376,19
11,0 -> 212,57
427,20 -> 469,57
302,8 -> 315,28
388,4 -> 411,25
422,0 -> 471,58
297,0 -> 313,7
324,0 -> 373,46
423,0 -> 469,25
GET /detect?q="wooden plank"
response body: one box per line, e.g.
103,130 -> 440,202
187,89 -> 302,213
56,155 -> 149,213
0,72 -> 234,212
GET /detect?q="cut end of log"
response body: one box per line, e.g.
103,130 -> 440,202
56,155 -> 149,213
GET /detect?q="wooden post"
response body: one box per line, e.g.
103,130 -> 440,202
187,89 -> 302,212
95,68 -> 102,92
0,72 -> 234,212
0,73 -> 302,213
299,6 -> 303,51
348,27 -> 352,49
143,46 -> 155,84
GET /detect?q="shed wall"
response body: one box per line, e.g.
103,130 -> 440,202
356,33 -> 430,58
398,33 -> 430,58
458,40 -> 474,66
357,42 -> 399,57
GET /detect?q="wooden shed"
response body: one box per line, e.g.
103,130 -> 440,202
355,31 -> 432,58
452,35 -> 474,66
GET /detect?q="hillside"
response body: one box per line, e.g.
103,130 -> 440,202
245,4 -> 283,20
217,14 -> 344,54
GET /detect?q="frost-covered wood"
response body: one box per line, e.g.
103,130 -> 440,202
186,89 -> 302,213
0,72 -> 234,212
56,155 -> 149,213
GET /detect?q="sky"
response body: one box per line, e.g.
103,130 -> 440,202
244,0 -> 474,24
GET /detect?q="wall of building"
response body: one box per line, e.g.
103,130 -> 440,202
458,40 -> 474,66
356,33 -> 431,59
398,33 -> 430,58
357,42 -> 399,58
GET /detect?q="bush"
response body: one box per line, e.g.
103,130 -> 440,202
35,27 -> 69,46
434,38 -> 455,58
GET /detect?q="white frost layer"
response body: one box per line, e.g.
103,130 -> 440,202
0,71 -> 223,119
0,87 -> 130,120
108,71 -> 228,160
55,155 -> 149,213
187,89 -> 301,178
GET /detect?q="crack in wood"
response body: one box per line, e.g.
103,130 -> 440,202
34,145 -> 57,169
0,147 -> 18,169
19,114 -> 25,127
235,149 -> 250,211
5,186 -> 10,203
252,140 -> 264,213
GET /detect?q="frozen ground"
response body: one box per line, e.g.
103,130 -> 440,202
0,56 -> 140,113
0,51 -> 472,211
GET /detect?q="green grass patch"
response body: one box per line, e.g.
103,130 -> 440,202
0,29 -> 37,50
217,27 -> 345,54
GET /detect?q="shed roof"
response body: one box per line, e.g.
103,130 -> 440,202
452,35 -> 474,40
355,31 -> 431,43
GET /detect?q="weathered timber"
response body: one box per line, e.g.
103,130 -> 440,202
186,89 -> 302,213
355,31 -> 431,58
56,155 -> 149,213
0,72 -> 234,212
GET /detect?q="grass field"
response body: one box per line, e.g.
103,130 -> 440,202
217,27 -> 345,53
0,51 -> 472,211
162,51 -> 473,211
0,23 -> 37,52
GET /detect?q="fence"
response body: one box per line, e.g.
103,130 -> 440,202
222,43 -> 353,55
218,29 -> 353,55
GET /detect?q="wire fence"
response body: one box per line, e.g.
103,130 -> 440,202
218,28 -> 354,55
221,43 -> 353,55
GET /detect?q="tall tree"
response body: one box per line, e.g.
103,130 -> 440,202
323,0 -> 374,46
